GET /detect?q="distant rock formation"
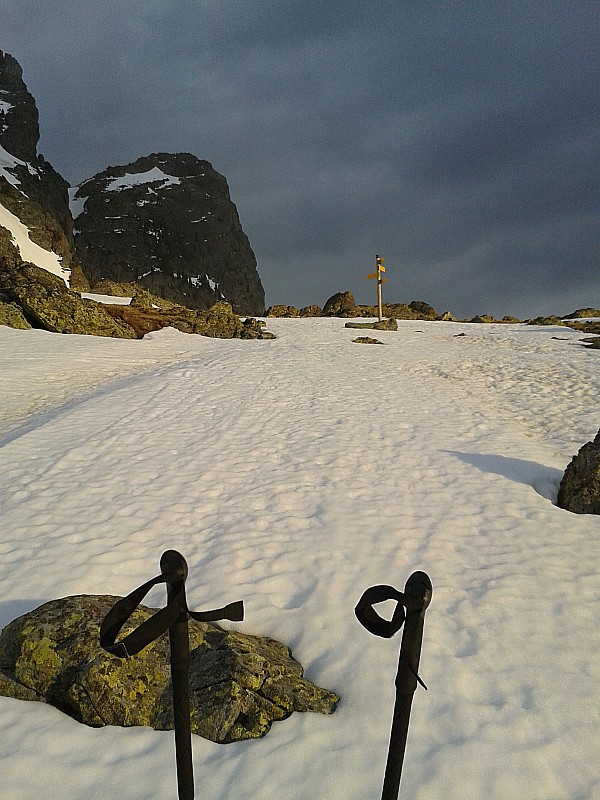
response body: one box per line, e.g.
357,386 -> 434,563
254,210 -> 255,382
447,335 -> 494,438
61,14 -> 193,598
71,153 -> 265,315
557,430 -> 600,515
0,595 -> 339,744
561,308 -> 600,319
1,52 -> 266,330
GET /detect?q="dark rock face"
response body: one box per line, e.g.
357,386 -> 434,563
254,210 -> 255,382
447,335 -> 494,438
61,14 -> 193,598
557,430 -> 600,514
0,595 -> 339,744
72,153 -> 265,315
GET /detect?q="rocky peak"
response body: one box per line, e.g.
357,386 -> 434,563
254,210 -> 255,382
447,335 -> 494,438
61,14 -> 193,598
72,152 -> 265,315
0,50 -> 39,162
0,50 -> 75,269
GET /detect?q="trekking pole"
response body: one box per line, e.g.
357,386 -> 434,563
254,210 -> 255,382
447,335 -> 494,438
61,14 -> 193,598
355,571 -> 432,800
100,550 -> 244,800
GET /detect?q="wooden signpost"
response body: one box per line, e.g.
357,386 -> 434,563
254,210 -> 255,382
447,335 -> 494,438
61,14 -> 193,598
367,254 -> 387,321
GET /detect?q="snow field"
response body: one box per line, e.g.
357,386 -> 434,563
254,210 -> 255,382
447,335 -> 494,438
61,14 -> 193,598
0,318 -> 599,799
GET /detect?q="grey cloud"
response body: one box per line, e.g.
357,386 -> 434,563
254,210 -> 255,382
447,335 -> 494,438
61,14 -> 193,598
2,1 -> 599,317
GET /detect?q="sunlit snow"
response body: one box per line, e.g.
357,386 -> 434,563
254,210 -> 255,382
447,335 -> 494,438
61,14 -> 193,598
104,168 -> 182,193
0,317 -> 599,800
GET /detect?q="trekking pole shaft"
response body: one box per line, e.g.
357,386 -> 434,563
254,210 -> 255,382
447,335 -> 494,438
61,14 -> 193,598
381,572 -> 431,800
162,550 -> 195,800
381,692 -> 414,800
169,612 -> 194,800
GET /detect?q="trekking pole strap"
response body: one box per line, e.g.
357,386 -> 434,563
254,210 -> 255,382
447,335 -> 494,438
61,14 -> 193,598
100,571 -> 244,658
355,584 -> 427,638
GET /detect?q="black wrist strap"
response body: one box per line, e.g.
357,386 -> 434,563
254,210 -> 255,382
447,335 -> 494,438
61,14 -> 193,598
100,571 -> 244,658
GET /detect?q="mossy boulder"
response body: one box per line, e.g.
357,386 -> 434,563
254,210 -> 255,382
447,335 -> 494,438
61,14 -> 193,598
0,296 -> 31,329
353,336 -> 384,345
0,595 -> 338,744
0,262 -> 137,338
322,291 -> 356,317
266,304 -> 300,317
345,318 -> 398,331
300,304 -> 322,317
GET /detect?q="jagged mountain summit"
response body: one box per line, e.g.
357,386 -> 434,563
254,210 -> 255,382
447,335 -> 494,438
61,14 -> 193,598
71,153 -> 265,314
0,50 -> 82,284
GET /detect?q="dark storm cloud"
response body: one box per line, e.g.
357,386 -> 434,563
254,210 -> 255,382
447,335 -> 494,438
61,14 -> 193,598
3,1 -> 599,317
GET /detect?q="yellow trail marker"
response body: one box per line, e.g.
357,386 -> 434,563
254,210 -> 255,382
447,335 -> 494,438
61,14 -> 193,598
367,272 -> 379,280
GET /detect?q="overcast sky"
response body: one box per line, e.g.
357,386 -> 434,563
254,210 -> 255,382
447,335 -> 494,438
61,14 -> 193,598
3,1 -> 599,318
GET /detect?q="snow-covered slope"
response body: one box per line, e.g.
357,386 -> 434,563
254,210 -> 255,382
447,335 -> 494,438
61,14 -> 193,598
0,318 -> 599,800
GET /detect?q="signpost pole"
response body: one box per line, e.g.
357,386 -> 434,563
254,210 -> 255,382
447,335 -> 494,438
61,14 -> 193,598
367,255 -> 387,321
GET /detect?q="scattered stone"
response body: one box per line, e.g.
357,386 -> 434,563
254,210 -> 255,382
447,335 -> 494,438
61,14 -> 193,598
353,336 -> 383,345
526,315 -> 566,326
266,305 -> 300,318
469,314 -> 496,324
322,291 -> 356,317
437,311 -> 455,321
345,318 -> 398,331
0,595 -> 339,744
561,308 -> 600,319
501,316 -> 521,324
299,305 -> 322,317
454,332 -> 467,337
408,300 -> 437,317
581,337 -> 600,349
557,430 -> 600,514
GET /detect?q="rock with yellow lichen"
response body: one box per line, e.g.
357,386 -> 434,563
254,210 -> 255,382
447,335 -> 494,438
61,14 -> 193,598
0,595 -> 338,743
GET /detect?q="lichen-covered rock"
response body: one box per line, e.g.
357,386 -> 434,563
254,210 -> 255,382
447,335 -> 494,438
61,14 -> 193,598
561,308 -> 600,319
266,304 -> 300,318
526,315 -> 566,326
557,430 -> 600,514
345,318 -> 398,331
91,280 -> 139,297
0,296 -> 31,329
322,291 -> 356,317
0,595 -> 338,743
0,262 -> 137,337
581,336 -> 600,349
300,305 -> 322,317
353,336 -> 383,345
470,314 -> 496,324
